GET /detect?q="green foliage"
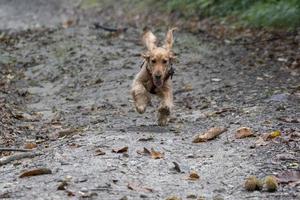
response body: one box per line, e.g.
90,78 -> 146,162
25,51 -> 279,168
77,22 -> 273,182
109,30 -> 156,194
162,0 -> 300,28
242,0 -> 300,28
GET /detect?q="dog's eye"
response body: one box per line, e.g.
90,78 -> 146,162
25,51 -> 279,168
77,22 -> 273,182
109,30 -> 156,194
151,59 -> 156,64
162,59 -> 168,64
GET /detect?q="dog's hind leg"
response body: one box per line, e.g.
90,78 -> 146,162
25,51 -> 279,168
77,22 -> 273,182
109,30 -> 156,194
131,82 -> 150,114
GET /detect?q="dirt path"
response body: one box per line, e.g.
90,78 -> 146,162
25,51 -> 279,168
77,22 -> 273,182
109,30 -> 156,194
0,1 -> 299,199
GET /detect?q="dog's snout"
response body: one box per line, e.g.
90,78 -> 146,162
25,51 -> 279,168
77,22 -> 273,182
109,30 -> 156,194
154,74 -> 162,80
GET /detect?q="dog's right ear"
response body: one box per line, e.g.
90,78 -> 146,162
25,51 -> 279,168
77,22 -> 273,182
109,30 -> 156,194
142,29 -> 157,51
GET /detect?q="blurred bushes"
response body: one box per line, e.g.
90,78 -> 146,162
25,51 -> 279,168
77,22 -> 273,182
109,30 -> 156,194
161,0 -> 300,29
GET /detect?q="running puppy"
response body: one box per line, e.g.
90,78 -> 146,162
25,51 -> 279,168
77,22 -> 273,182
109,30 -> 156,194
131,28 -> 177,126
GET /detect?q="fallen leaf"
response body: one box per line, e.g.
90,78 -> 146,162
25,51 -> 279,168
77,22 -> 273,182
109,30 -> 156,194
166,196 -> 182,200
127,183 -> 153,193
136,147 -> 151,155
182,84 -> 193,92
276,153 -> 295,160
263,130 -> 281,141
172,162 -> 181,173
66,189 -> 75,196
24,142 -> 37,149
276,170 -> 300,184
138,136 -> 154,141
112,146 -> 128,153
150,148 -> 164,159
277,117 -> 299,123
95,149 -> 106,156
193,127 -> 227,143
235,127 -> 254,139
186,171 -> 200,181
57,128 -> 80,138
62,19 -> 76,28
19,168 -> 52,178
57,181 -> 68,190
254,137 -> 269,147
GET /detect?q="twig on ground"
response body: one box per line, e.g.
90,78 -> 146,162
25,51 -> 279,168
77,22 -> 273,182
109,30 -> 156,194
0,152 -> 42,166
93,23 -> 127,32
0,148 -> 32,152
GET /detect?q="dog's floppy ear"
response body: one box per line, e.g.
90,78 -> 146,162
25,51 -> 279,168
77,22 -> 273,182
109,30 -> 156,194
141,52 -> 150,61
164,27 -> 178,51
142,29 -> 157,51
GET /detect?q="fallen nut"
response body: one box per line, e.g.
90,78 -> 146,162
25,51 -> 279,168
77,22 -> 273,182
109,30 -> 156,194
265,176 -> 278,192
244,176 -> 262,191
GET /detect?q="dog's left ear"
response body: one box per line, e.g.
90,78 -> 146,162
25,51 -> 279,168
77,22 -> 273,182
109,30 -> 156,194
164,27 -> 178,51
141,52 -> 150,61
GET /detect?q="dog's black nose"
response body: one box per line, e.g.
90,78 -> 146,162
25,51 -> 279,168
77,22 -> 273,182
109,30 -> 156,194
154,75 -> 162,80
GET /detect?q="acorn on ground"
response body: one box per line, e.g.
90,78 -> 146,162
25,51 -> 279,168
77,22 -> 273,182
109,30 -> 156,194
265,176 -> 278,192
244,176 -> 263,191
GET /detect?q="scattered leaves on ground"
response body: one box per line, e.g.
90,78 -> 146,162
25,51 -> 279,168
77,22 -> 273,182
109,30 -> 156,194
95,149 -> 106,156
150,148 -> 164,159
138,136 -> 154,141
193,127 -> 227,143
166,196 -> 182,200
277,117 -> 299,123
186,171 -> 200,181
112,146 -> 128,153
172,162 -> 181,173
235,127 -> 254,139
57,181 -> 68,190
263,130 -> 281,140
276,170 -> 300,185
254,130 -> 282,147
127,183 -> 153,193
19,168 -> 52,178
24,142 -> 37,149
137,147 -> 151,156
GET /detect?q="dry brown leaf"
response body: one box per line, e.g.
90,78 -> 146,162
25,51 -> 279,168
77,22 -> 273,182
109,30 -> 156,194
137,147 -> 151,155
57,181 -> 68,190
95,149 -> 106,156
186,171 -> 200,181
277,117 -> 299,123
62,19 -> 76,29
19,168 -> 52,178
24,142 -> 37,149
254,137 -> 269,147
172,162 -> 181,173
193,127 -> 227,143
262,130 -> 281,141
182,83 -> 193,92
150,148 -> 164,159
127,183 -> 153,193
235,127 -> 254,139
112,146 -> 128,153
166,196 -> 182,200
276,170 -> 300,184
57,128 -> 80,138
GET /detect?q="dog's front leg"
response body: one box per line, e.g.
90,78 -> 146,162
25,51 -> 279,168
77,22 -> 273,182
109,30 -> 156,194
158,85 -> 173,126
131,80 -> 150,114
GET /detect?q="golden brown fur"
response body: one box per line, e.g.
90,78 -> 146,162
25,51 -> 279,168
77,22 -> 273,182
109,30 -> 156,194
131,28 -> 177,126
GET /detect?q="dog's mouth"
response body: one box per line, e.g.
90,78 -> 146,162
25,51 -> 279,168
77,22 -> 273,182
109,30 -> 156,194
153,78 -> 163,88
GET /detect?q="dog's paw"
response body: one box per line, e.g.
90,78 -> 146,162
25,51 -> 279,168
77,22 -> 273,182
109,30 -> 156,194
158,117 -> 168,126
136,105 -> 146,114
158,106 -> 170,116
